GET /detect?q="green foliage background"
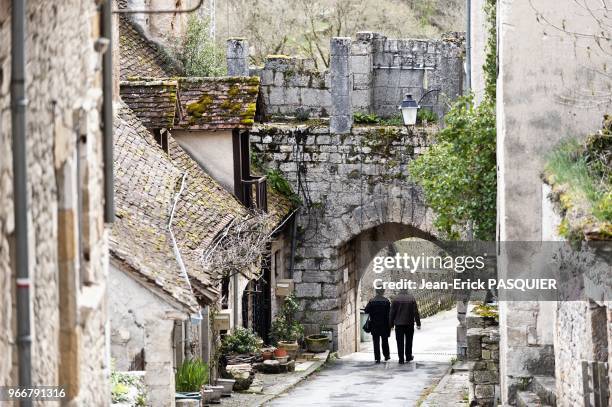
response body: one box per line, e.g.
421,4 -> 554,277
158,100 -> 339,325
176,16 -> 227,77
409,0 -> 497,240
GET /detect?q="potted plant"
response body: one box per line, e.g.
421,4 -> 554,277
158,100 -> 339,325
175,358 -> 208,402
271,295 -> 304,359
219,327 -> 262,357
305,334 -> 329,353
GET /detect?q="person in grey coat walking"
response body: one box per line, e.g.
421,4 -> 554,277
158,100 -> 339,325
364,288 -> 391,363
389,289 -> 421,363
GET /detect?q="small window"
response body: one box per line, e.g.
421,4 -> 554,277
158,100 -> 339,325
153,129 -> 169,153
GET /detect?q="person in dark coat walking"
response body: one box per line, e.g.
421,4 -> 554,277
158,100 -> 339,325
364,288 -> 391,363
389,289 -> 421,364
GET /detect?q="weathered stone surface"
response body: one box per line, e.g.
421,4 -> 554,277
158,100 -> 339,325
295,283 -> 322,298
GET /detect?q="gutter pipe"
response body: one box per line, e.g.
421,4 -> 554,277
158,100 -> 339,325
102,0 -> 114,223
11,0 -> 32,404
113,0 -> 204,14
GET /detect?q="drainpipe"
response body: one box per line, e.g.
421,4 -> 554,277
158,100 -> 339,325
11,0 -> 32,403
102,0 -> 114,223
465,0 -> 472,92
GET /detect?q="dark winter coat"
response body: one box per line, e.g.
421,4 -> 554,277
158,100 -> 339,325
389,293 -> 421,328
364,295 -> 391,337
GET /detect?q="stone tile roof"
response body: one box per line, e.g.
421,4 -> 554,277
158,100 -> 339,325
174,77 -> 260,130
120,77 -> 260,131
166,136 -> 248,301
120,80 -> 178,130
112,103 -> 248,308
118,15 -> 180,80
112,103 -> 199,312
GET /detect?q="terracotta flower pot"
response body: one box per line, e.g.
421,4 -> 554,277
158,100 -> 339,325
277,340 -> 299,360
273,347 -> 287,358
262,350 -> 273,360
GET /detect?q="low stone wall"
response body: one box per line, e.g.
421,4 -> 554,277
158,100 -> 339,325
467,305 -> 500,406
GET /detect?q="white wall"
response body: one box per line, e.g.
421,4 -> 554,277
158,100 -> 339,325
173,130 -> 235,193
109,263 -> 189,406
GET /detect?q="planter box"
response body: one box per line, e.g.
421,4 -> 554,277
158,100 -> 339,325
204,385 -> 224,403
216,378 -> 235,397
275,279 -> 294,297
213,309 -> 233,331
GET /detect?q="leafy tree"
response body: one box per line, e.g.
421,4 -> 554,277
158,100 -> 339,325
174,16 -> 227,77
409,0 -> 497,240
409,96 -> 496,239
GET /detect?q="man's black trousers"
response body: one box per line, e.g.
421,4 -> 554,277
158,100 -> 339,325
372,333 -> 390,362
395,325 -> 414,362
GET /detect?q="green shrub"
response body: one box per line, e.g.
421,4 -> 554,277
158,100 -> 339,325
417,108 -> 438,124
410,95 -> 496,240
271,295 -> 304,343
220,327 -> 261,355
267,169 -> 301,205
175,358 -> 209,392
175,16 -> 226,77
354,112 -> 380,124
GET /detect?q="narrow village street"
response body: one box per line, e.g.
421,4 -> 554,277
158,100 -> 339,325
267,308 -> 458,406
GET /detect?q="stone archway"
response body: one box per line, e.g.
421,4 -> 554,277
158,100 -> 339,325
292,195 -> 446,356
249,123 -> 463,356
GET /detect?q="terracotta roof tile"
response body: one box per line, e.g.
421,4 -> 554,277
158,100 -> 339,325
120,76 -> 260,131
112,103 -> 249,307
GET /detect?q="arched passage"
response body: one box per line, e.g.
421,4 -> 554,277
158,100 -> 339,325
334,222 -> 452,356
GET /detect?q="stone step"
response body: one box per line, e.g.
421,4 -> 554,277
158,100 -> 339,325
531,375 -> 556,406
517,390 -> 552,407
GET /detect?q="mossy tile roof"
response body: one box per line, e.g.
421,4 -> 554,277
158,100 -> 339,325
119,15 -> 180,80
112,103 -> 200,312
174,77 -> 260,130
120,80 -> 178,130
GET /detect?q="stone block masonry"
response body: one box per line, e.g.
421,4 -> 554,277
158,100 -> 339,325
467,306 -> 500,407
231,33 -> 464,123
251,123 -> 441,354
329,38 -> 353,134
0,0 -> 110,404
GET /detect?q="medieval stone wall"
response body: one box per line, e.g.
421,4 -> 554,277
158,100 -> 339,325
0,1 -> 109,403
250,123 -> 440,352
238,32 -> 464,123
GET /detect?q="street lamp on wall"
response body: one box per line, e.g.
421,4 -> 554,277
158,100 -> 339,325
399,94 -> 419,126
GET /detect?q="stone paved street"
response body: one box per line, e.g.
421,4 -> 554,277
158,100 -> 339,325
266,308 -> 458,406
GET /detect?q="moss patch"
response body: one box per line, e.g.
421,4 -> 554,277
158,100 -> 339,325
186,94 -> 213,118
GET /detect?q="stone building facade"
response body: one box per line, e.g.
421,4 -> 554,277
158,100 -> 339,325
0,1 -> 111,404
495,0 -> 611,405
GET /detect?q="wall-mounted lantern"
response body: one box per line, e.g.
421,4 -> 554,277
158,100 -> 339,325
399,94 -> 419,126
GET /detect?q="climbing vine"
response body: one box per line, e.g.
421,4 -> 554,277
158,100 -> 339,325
409,0 -> 497,240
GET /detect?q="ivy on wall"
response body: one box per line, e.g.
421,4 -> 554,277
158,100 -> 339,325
409,0 -> 497,240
